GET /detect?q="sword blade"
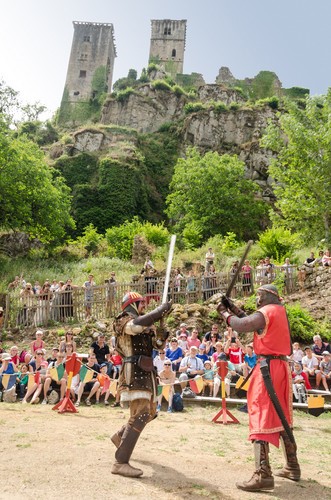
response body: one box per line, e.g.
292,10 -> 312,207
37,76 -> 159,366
226,240 -> 253,297
162,234 -> 176,304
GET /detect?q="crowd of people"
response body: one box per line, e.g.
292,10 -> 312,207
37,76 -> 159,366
0,322 -> 330,407
0,329 -> 122,406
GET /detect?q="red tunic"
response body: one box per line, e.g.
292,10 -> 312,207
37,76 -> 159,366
248,304 -> 293,447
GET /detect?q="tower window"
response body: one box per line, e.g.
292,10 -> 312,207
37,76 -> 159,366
172,49 -> 176,57
164,27 -> 171,35
79,70 -> 87,78
73,91 -> 80,96
83,35 -> 90,42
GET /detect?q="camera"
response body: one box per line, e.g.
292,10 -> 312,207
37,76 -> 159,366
231,337 -> 236,343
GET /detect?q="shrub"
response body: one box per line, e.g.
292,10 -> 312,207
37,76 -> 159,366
115,87 -> 136,103
255,96 -> 279,110
229,102 -> 240,111
213,101 -> 228,114
172,85 -> 186,97
285,304 -> 316,342
183,221 -> 204,249
184,102 -> 207,114
147,63 -> 158,75
151,80 -> 172,92
258,227 -> 301,263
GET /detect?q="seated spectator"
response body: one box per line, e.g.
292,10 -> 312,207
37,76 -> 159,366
292,361 -> 311,403
322,249 -> 331,267
305,252 -> 316,265
178,333 -> 189,353
153,349 -> 169,374
316,351 -> 331,392
211,342 -> 224,364
23,349 -> 48,404
202,360 -> 214,397
224,334 -> 246,375
312,334 -> 331,361
243,344 -> 257,378
109,349 -> 122,378
30,330 -> 45,356
42,352 -> 67,404
0,353 -> 18,388
205,332 -> 218,356
165,338 -> 183,372
302,346 -> 319,377
196,344 -> 209,364
75,353 -> 100,407
47,347 -> 59,365
59,331 -> 77,353
16,363 -> 29,400
96,363 -> 111,405
203,324 -> 222,343
90,333 -> 111,370
157,361 -> 176,412
291,342 -> 304,364
10,346 -> 20,368
176,323 -> 190,339
64,343 -> 74,361
178,346 -> 204,390
187,328 -> 201,349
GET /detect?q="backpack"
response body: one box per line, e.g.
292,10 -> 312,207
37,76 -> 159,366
172,393 -> 184,412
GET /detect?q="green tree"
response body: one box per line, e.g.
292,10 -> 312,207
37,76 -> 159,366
261,91 -> 331,243
166,148 -> 268,241
0,118 -> 74,243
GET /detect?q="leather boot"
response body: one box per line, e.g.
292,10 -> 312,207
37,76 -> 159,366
111,462 -> 143,478
111,425 -> 126,448
111,410 -> 150,478
276,431 -> 301,481
236,441 -> 274,492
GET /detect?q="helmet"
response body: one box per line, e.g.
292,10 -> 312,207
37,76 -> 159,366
257,284 -> 281,307
121,291 -> 144,310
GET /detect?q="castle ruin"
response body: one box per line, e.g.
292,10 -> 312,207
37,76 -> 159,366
60,21 -> 116,110
149,19 -> 187,77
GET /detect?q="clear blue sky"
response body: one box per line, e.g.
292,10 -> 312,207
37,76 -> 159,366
1,0 -> 330,118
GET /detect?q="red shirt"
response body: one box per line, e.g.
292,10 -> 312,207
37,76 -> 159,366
228,347 -> 244,364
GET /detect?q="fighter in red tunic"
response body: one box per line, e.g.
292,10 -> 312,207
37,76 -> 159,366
217,284 -> 300,492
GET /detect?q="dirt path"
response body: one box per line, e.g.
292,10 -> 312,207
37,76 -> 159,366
1,402 -> 330,500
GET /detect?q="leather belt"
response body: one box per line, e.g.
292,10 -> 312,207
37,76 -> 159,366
123,355 -> 140,363
258,355 -> 288,361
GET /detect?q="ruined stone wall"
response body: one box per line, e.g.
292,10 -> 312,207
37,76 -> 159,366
63,21 -> 116,103
149,19 -> 186,76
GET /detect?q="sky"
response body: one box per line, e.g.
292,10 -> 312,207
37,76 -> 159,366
1,0 -> 331,119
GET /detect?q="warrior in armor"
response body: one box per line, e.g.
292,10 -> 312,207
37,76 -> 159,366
217,284 -> 300,492
111,291 -> 171,478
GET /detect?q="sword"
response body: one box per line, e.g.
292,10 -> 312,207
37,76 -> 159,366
225,240 -> 253,297
162,234 -> 176,304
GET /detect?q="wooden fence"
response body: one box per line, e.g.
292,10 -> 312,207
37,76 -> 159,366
3,266 -> 298,329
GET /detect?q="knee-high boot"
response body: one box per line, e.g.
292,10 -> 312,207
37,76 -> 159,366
276,431 -> 301,481
111,410 -> 150,478
236,441 -> 274,491
111,425 -> 126,448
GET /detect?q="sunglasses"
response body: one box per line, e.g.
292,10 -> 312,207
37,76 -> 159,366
164,363 -> 171,366
36,352 -> 43,355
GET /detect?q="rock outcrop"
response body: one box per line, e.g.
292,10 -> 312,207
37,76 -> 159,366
101,84 -> 188,133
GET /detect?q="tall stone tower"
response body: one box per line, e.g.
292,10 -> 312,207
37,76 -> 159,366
149,20 -> 187,77
60,21 -> 116,121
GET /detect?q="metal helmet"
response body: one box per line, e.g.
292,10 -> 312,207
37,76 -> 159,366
121,291 -> 144,311
257,284 -> 281,307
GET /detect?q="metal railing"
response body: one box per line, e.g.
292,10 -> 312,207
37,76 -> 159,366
3,266 -> 298,328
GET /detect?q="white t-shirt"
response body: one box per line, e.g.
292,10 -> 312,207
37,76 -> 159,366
302,355 -> 318,370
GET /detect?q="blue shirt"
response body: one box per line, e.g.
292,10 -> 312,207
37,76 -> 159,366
244,353 -> 257,369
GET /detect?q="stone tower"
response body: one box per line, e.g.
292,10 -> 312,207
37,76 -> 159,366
61,21 -> 116,107
149,20 -> 186,77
